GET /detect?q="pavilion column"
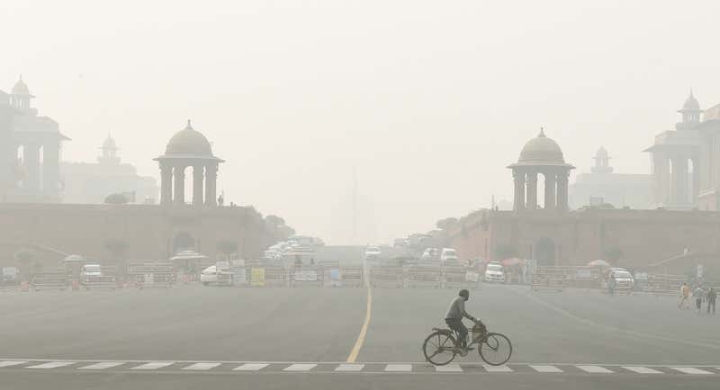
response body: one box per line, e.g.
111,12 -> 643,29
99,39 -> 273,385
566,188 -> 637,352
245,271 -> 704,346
173,165 -> 186,205
513,169 -> 525,211
671,156 -> 689,205
23,143 -> 41,192
193,165 -> 204,206
526,171 -> 538,210
205,163 -> 218,207
544,171 -> 556,210
160,163 -> 173,205
692,156 -> 700,206
557,171 -> 569,211
653,153 -> 670,206
42,139 -> 60,196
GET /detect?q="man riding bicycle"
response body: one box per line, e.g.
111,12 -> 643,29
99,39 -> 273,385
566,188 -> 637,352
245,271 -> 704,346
445,289 -> 482,353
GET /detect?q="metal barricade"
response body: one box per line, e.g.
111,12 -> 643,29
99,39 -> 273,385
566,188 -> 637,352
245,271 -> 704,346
442,266 -> 479,289
262,267 -> 289,287
405,264 -> 442,288
369,266 -> 404,288
127,263 -> 176,289
32,268 -> 68,291
290,266 -> 324,287
338,266 -> 364,287
531,267 -> 566,292
642,274 -> 684,296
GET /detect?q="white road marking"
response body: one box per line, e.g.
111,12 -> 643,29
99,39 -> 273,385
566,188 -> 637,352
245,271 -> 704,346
183,362 -> 222,371
435,364 -> 463,372
0,361 -> 27,368
234,363 -> 269,371
385,364 -> 412,372
670,367 -> 714,375
131,362 -> 175,370
483,364 -> 513,372
27,361 -> 76,369
530,365 -> 563,373
284,363 -> 317,372
79,362 -> 125,370
623,366 -> 663,374
577,365 -> 614,373
335,364 -> 365,372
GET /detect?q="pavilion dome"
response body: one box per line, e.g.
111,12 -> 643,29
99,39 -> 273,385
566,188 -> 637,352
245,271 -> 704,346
11,77 -> 31,96
681,91 -> 701,112
102,135 -> 117,150
596,147 -> 609,159
165,120 -> 213,157
516,129 -> 566,166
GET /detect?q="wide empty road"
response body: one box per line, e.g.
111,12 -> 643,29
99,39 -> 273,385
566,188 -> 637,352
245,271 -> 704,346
1,284 -> 719,389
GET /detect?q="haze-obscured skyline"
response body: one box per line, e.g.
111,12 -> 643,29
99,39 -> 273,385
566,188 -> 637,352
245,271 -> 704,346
3,0 -> 720,244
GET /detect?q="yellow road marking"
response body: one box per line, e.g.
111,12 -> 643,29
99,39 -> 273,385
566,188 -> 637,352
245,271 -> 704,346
346,288 -> 372,363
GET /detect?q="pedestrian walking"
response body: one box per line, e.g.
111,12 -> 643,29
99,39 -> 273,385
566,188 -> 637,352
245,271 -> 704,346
693,284 -> 705,314
679,282 -> 690,309
707,287 -> 717,315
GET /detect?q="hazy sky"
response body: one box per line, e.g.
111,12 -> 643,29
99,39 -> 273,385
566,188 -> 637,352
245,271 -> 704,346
3,0 -> 720,244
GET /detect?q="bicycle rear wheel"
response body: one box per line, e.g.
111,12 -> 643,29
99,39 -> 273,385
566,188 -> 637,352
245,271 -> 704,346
422,331 -> 457,366
479,332 -> 512,366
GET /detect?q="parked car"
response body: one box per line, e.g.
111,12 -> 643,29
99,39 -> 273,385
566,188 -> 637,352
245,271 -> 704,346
484,262 -> 506,283
80,264 -> 103,283
440,248 -> 458,263
609,268 -> 634,289
364,246 -> 382,260
421,248 -> 439,261
1,267 -> 19,285
200,265 -> 233,286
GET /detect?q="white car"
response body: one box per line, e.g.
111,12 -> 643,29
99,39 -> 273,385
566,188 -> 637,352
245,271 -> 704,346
421,248 -> 439,261
609,268 -> 634,289
484,263 -> 506,283
440,248 -> 458,263
80,264 -> 103,284
364,246 -> 381,259
200,265 -> 232,285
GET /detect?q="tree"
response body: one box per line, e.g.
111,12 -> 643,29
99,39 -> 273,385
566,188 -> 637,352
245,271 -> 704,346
104,193 -> 128,204
436,217 -> 459,231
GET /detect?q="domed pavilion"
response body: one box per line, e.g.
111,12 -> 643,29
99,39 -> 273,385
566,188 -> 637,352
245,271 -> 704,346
154,121 -> 224,206
508,129 -> 574,211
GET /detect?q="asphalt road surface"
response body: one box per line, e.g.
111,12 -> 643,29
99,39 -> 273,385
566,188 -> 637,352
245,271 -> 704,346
1,283 -> 719,389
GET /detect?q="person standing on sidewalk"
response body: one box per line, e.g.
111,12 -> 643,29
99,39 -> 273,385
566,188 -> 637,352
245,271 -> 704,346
679,282 -> 691,309
707,287 -> 717,315
693,284 -> 705,314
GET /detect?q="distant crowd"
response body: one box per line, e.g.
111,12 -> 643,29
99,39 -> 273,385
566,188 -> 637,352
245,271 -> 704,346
679,282 -> 717,315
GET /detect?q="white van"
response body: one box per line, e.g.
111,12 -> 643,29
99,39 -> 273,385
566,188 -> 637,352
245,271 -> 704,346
440,248 -> 458,263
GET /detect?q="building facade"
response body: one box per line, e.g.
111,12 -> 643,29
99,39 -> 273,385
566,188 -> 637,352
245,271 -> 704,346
569,147 -> 654,209
0,121 -> 280,267
61,135 -> 158,204
447,131 -> 720,273
0,77 -> 69,203
646,92 -> 720,210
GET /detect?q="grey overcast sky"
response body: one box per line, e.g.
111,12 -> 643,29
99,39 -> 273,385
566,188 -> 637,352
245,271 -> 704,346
3,0 -> 720,244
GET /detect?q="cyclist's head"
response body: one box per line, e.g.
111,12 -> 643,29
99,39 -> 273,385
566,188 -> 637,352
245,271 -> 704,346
459,289 -> 470,301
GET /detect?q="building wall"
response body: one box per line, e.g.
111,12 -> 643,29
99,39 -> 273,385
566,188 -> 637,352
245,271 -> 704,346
61,161 -> 159,204
0,203 -> 276,267
448,209 -> 720,270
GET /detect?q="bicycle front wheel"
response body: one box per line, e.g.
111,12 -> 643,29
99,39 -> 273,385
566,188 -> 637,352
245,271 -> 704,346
422,331 -> 457,366
479,332 -> 512,366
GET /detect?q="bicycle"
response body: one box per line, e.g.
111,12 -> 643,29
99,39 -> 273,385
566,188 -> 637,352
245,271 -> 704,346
422,321 -> 512,366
